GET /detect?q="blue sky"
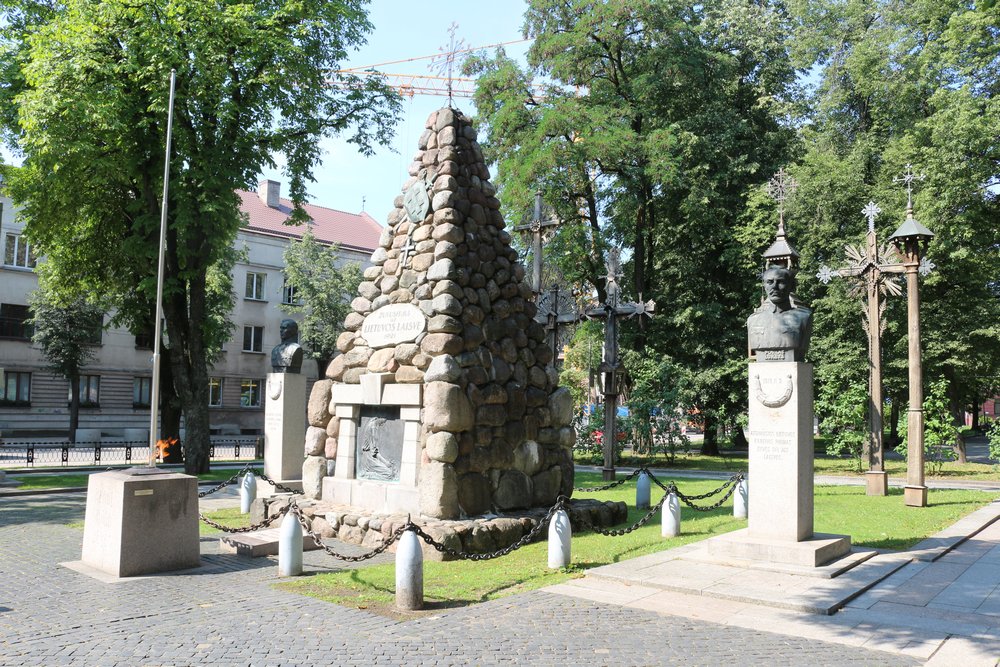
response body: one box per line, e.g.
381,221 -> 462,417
262,0 -> 531,220
1,1 -> 532,223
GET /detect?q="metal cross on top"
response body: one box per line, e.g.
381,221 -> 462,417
513,192 -> 560,296
429,22 -> 468,108
585,248 -> 655,480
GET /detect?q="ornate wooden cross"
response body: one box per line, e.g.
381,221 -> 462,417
535,283 -> 581,367
514,192 -> 560,296
585,248 -> 655,480
817,175 -> 933,494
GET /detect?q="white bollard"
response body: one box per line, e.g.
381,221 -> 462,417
240,471 -> 256,514
636,471 -> 651,510
395,529 -> 424,611
734,478 -> 748,519
547,509 -> 572,569
661,491 -> 681,537
278,511 -> 303,576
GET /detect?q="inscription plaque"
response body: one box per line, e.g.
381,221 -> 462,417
356,406 -> 404,482
361,303 -> 426,347
403,182 -> 430,224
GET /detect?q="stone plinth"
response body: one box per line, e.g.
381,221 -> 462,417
264,372 -> 307,488
81,468 -> 200,577
748,362 -> 815,541
710,361 -> 850,567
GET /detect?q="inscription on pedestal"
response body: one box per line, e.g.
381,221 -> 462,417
356,406 -> 404,482
361,304 -> 426,348
751,429 -> 795,461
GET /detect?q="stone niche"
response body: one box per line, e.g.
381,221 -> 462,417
308,107 -> 576,520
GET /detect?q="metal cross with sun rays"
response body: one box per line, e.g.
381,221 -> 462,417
429,22 -> 468,107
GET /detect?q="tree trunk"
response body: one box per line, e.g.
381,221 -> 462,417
954,432 -> 967,464
971,399 -> 980,431
887,395 -> 901,449
159,356 -> 184,464
700,412 -> 720,456
164,275 -> 212,475
68,374 -> 80,444
732,422 -> 748,449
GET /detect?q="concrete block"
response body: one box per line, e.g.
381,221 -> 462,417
81,469 -> 200,577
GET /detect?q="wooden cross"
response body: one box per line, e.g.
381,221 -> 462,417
584,248 -> 655,480
816,201 -> 907,482
513,192 -> 560,296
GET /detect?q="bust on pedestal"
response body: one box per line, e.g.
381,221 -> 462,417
710,264 -> 851,567
263,319 -> 306,494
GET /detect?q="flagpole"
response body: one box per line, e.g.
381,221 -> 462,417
148,69 -> 176,467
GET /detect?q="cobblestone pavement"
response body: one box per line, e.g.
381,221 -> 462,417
0,493 -> 919,666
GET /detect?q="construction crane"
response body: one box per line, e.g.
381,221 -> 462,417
327,37 -> 540,100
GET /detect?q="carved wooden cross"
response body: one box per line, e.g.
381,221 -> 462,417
535,283 -> 581,367
513,192 -> 560,295
817,200 -> 908,479
584,248 -> 655,480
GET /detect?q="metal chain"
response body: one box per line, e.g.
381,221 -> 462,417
574,468 -> 643,493
289,503 -> 405,562
409,496 -> 569,561
197,463 -> 255,498
594,492 -> 669,536
255,470 -> 301,495
199,503 -> 288,533
674,476 -> 743,512
676,472 -> 744,501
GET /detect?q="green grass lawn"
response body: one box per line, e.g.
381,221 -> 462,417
7,467 -> 249,491
272,470 -> 997,617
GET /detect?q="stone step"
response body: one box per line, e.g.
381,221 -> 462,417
219,526 -> 322,558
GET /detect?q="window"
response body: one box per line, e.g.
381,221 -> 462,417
0,303 -> 31,339
82,312 -> 103,345
242,325 -> 264,352
208,377 -> 223,407
134,329 -> 153,349
240,379 -> 262,408
282,279 -> 302,305
245,272 -> 266,300
1,371 -> 31,405
70,375 -> 100,407
3,233 -> 36,269
133,377 -> 152,408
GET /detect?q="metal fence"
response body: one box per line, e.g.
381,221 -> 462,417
0,437 -> 264,468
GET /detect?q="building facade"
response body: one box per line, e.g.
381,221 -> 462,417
0,178 -> 379,438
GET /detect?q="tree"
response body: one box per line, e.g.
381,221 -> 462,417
0,0 -> 400,473
27,290 -> 104,443
282,227 -> 363,374
471,0 -> 800,454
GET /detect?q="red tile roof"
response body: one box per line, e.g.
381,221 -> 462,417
237,189 -> 381,253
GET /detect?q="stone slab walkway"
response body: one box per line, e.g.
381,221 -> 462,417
547,499 -> 1000,665
1,490 -> 921,666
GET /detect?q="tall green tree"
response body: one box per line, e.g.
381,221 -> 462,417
786,0 -> 1000,447
0,0 -> 399,473
28,291 -> 104,444
471,0 -> 800,453
282,227 -> 363,374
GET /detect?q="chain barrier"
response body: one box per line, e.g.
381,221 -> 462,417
200,502 -> 289,533
409,496 -> 569,561
573,468 -> 644,493
671,473 -> 744,512
594,492 -> 668,537
287,503 -> 408,562
197,465 -> 300,498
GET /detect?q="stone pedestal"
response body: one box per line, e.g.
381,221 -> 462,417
905,485 -> 928,507
81,468 -> 200,577
866,470 -> 889,496
264,372 -> 307,491
709,361 -> 850,567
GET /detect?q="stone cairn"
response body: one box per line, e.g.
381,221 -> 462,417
304,107 -> 576,520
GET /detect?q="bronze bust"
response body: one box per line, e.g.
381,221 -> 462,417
747,266 -> 812,362
271,319 -> 304,373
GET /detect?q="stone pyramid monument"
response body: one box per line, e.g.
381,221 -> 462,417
308,108 -> 575,520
